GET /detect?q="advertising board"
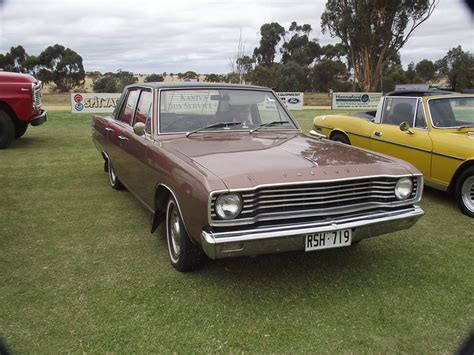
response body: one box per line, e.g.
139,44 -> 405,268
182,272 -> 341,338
277,92 -> 304,110
70,93 -> 121,113
331,92 -> 382,109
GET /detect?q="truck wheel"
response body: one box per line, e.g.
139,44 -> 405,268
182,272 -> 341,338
0,110 -> 15,149
331,132 -> 350,145
455,167 -> 474,218
107,159 -> 125,190
15,121 -> 28,138
166,197 -> 205,272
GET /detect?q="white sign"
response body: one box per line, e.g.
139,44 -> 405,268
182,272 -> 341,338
395,84 -> 430,92
332,92 -> 382,109
277,92 -> 304,110
70,93 -> 121,113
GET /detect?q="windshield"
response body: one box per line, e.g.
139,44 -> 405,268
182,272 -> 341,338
429,97 -> 474,128
159,88 -> 298,133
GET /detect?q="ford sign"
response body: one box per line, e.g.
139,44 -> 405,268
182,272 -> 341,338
288,98 -> 300,104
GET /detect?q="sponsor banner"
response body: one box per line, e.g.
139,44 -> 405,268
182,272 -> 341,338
277,92 -> 304,110
332,92 -> 382,109
71,91 -> 305,113
70,93 -> 121,113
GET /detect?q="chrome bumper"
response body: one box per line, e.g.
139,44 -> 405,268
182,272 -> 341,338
30,110 -> 47,126
201,206 -> 424,259
309,129 -> 327,139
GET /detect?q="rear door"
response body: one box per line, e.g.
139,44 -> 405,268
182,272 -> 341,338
108,88 -> 140,184
370,97 -> 433,177
121,89 -> 155,206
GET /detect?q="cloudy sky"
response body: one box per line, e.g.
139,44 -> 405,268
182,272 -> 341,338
0,0 -> 472,74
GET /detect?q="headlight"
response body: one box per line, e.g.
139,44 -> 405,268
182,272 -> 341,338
215,193 -> 242,219
395,177 -> 413,200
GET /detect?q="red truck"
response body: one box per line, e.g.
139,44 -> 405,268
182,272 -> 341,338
0,71 -> 48,149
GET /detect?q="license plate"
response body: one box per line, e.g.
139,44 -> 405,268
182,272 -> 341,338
305,229 -> 352,251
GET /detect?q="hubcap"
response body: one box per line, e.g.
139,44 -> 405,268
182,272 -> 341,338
461,176 -> 474,213
168,204 -> 181,257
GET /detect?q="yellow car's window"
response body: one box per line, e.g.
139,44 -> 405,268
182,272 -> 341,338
381,97 -> 417,126
429,97 -> 474,128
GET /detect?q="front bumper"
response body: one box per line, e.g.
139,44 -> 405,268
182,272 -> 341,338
30,110 -> 48,126
201,206 -> 424,259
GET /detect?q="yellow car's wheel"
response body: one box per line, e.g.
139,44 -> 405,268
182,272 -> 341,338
331,132 -> 350,145
456,167 -> 474,218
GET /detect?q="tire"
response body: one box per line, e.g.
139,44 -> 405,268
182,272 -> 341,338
0,110 -> 15,149
166,197 -> 205,272
15,121 -> 28,138
107,159 -> 125,190
455,167 -> 474,218
331,132 -> 350,145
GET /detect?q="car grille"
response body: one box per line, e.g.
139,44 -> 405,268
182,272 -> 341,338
33,83 -> 42,109
210,176 -> 420,226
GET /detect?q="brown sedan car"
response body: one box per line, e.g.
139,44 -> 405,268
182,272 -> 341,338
92,83 -> 424,272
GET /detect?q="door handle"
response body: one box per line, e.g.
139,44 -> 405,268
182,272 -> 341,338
105,127 -> 114,132
118,135 -> 129,141
374,131 -> 382,137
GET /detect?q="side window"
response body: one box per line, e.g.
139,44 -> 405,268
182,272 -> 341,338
118,89 -> 139,126
134,91 -> 153,132
414,101 -> 427,129
381,97 -> 417,126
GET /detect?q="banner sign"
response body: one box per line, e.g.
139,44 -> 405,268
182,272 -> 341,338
332,92 -> 382,109
71,93 -> 121,113
71,91 -> 305,113
277,92 -> 304,110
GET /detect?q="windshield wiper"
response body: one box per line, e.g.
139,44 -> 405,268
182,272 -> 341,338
249,120 -> 290,134
456,124 -> 474,130
186,121 -> 241,137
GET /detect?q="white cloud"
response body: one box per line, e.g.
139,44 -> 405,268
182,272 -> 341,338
0,0 -> 472,74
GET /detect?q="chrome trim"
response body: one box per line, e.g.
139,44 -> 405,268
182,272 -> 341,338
425,179 -> 449,192
309,130 -> 326,139
371,137 -> 432,153
431,151 -> 465,161
208,175 -> 423,227
201,206 -> 424,259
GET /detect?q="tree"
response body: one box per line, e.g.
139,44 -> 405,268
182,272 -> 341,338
253,22 -> 285,65
310,59 -> 348,92
0,45 -> 29,72
321,0 -> 438,91
204,74 -> 224,83
236,55 -> 255,82
37,44 -> 85,91
280,22 -> 321,66
406,62 -> 422,83
275,61 -> 308,91
93,70 -> 137,93
436,46 -> 474,91
248,64 -> 281,89
145,73 -> 164,82
415,59 -> 435,82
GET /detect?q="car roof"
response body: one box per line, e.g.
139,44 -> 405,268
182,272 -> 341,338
385,89 -> 456,97
127,82 -> 269,90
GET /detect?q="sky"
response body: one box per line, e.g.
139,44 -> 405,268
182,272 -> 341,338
0,0 -> 472,74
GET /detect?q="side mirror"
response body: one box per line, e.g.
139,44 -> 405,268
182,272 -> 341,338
399,121 -> 414,134
133,122 -> 146,136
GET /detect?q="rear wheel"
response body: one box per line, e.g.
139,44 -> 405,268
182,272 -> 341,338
0,110 -> 15,149
455,167 -> 474,218
166,197 -> 205,272
15,121 -> 28,138
331,132 -> 350,145
107,158 -> 125,190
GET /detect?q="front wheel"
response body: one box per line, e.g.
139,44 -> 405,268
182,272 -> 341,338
166,197 -> 205,272
455,167 -> 474,218
15,121 -> 28,138
0,110 -> 15,149
331,132 -> 350,145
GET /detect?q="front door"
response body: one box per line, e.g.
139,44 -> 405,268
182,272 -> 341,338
370,97 -> 433,178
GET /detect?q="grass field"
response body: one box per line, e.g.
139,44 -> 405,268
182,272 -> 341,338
1,111 -> 473,353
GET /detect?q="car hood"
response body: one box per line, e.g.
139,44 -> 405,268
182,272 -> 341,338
162,132 -> 417,189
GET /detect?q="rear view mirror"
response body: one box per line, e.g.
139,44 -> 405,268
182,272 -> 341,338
133,122 -> 146,136
399,121 -> 414,134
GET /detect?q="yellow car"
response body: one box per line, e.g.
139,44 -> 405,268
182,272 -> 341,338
312,92 -> 474,217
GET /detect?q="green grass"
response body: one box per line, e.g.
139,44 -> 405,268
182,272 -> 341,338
1,111 -> 473,353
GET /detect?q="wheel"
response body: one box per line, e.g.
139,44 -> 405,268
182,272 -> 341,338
107,159 -> 125,190
455,167 -> 474,218
15,121 -> 28,138
0,110 -> 15,149
166,197 -> 205,272
331,132 -> 350,145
